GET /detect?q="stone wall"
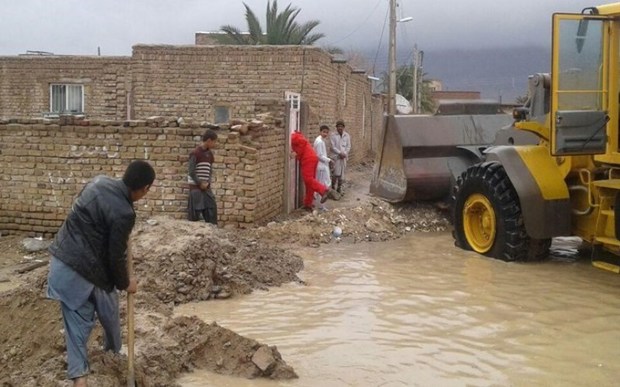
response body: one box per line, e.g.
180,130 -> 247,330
0,56 -> 130,120
0,114 -> 286,236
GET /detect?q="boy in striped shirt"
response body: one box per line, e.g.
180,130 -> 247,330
188,129 -> 218,224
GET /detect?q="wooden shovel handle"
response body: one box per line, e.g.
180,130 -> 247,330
127,240 -> 135,387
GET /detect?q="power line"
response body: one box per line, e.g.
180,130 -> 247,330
327,0 -> 384,45
372,4 -> 389,75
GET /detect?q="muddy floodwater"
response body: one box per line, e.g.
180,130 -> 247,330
176,232 -> 620,387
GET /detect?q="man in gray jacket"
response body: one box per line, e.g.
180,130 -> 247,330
330,120 -> 352,193
47,160 -> 155,387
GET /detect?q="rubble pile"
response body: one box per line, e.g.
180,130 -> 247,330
0,217 -> 302,386
133,217 -> 304,304
250,198 -> 451,247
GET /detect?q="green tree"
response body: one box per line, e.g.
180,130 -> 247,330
220,1 -> 324,45
383,64 -> 435,114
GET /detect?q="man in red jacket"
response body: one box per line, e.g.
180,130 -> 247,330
291,131 -> 336,210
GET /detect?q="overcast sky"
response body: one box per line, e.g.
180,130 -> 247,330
0,0 -> 610,59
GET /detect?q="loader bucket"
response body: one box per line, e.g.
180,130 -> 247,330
370,113 -> 514,202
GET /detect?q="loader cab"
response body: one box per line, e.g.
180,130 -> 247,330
550,11 -> 619,159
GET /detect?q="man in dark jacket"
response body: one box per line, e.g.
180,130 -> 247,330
47,160 -> 155,387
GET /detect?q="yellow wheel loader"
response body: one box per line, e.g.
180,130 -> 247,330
453,3 -> 620,272
372,3 -> 620,272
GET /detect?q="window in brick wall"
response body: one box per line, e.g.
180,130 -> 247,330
214,105 -> 230,124
50,84 -> 84,114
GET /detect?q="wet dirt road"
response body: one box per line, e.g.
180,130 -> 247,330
176,232 -> 620,387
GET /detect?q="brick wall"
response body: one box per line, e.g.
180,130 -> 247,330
0,56 -> 130,120
0,114 -> 286,236
253,100 -> 287,221
0,46 -> 382,163
0,46 -> 385,235
129,45 -> 380,164
130,45 -> 308,122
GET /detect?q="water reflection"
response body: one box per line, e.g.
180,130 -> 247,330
176,232 -> 620,387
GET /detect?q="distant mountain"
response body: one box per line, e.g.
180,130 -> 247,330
422,46 -> 551,103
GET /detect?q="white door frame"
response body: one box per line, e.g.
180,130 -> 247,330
285,91 -> 301,213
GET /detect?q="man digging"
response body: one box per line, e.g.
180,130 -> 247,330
47,160 -> 155,386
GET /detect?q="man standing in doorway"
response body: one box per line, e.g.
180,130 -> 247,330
330,119 -> 351,194
188,129 -> 218,225
313,125 -> 333,210
291,131 -> 335,211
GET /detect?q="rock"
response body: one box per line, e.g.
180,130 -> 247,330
230,119 -> 248,126
364,218 -> 388,233
216,291 -> 231,299
21,238 -> 51,253
238,124 -> 249,135
248,119 -> 263,129
177,285 -> 192,295
252,345 -> 276,372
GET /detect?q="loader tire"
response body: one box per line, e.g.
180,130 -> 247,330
452,162 -> 550,262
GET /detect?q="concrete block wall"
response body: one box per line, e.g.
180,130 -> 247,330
0,56 -> 130,120
0,115 -> 285,236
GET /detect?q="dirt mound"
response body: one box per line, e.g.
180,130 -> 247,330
0,160 -> 452,385
1,217 -> 301,386
133,217 -> 304,303
250,198 -> 450,247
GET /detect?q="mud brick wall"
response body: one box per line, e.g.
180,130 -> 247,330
130,45 -> 379,164
0,116 -> 286,236
252,100 -> 287,222
0,56 -> 130,120
0,46 -> 381,166
300,56 -> 369,163
130,45 -> 309,121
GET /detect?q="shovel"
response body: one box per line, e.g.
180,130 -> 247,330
127,240 -> 136,386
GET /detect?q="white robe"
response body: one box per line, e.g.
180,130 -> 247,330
329,131 -> 351,178
313,135 -> 331,188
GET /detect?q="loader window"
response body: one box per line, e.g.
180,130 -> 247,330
551,16 -> 609,156
557,19 -> 604,110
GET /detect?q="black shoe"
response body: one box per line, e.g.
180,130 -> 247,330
302,206 -> 314,212
320,189 -> 333,204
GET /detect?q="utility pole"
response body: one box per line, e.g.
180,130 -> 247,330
387,0 -> 397,116
412,44 -> 418,114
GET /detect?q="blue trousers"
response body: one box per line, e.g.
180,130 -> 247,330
59,287 -> 121,379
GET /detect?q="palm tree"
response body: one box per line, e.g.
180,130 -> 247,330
220,1 -> 324,45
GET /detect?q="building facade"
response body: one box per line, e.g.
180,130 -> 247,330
0,45 -> 384,234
